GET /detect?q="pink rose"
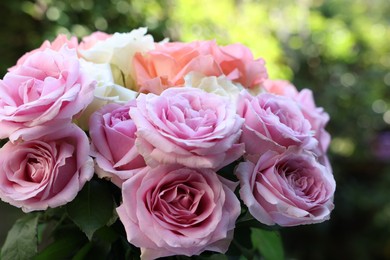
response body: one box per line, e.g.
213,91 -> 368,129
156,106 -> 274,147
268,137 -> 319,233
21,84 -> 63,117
0,47 -> 95,141
0,124 -> 94,212
295,89 -> 330,155
9,34 -> 78,72
235,147 -> 335,226
89,101 -> 146,187
263,79 -> 330,155
133,40 -> 267,94
117,165 -> 240,259
237,91 -> 317,161
130,87 -> 245,169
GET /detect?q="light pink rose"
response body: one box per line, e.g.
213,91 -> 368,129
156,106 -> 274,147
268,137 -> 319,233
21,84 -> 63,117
117,165 -> 241,260
89,101 -> 146,187
235,147 -> 335,226
295,89 -> 330,155
237,90 -> 317,162
0,124 -> 94,212
9,34 -> 78,72
130,87 -> 245,169
0,47 -> 95,141
263,79 -> 330,155
78,31 -> 112,51
133,40 -> 267,94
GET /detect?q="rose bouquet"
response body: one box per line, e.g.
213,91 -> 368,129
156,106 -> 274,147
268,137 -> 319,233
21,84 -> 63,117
0,28 -> 335,259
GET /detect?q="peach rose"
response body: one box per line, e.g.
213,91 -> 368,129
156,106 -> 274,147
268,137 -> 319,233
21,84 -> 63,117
133,40 -> 267,94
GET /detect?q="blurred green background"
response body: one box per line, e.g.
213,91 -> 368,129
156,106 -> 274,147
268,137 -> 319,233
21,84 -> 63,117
1,0 -> 390,259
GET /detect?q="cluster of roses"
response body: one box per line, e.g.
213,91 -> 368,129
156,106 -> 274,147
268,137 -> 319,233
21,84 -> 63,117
0,28 -> 335,259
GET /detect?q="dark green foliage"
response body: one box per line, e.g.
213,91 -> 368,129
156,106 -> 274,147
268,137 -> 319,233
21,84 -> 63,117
1,214 -> 39,260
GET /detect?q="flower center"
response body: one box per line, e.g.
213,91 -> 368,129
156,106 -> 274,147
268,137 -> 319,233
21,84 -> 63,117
26,156 -> 45,183
152,183 -> 206,226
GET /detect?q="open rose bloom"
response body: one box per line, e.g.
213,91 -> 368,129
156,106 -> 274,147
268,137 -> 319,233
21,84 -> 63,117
129,87 -> 245,169
0,124 -> 94,212
117,165 -> 240,259
0,27 -> 335,259
235,148 -> 335,226
0,47 -> 95,141
89,101 -> 146,187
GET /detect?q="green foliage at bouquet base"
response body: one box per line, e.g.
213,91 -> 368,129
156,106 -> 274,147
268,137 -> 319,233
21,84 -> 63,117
72,225 -> 121,260
66,178 -> 115,240
0,213 -> 39,260
32,228 -> 87,260
251,228 -> 284,260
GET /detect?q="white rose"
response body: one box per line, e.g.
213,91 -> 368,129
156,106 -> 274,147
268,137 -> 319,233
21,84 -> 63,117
75,59 -> 138,130
79,27 -> 155,89
184,72 -> 243,103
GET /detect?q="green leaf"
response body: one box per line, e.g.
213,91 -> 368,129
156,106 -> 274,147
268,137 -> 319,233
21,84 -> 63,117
93,226 -> 119,245
32,230 -> 87,260
1,213 -> 39,260
71,242 -> 93,260
66,179 -> 115,240
81,226 -> 120,260
250,228 -> 284,260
